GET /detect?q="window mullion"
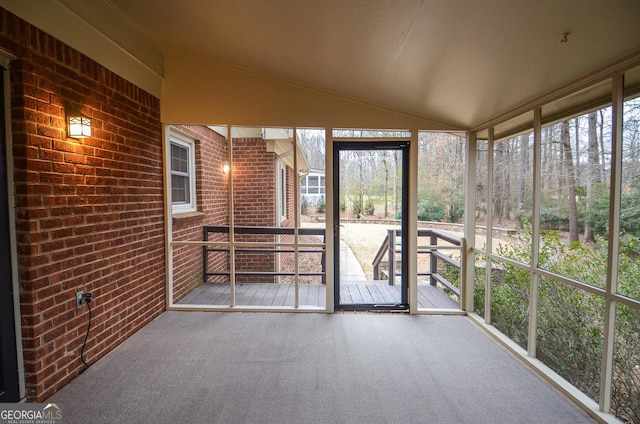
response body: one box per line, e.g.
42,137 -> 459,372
485,128 -> 494,324
528,108 -> 542,358
599,74 -> 624,414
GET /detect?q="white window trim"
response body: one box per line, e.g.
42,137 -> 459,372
279,164 -> 287,222
169,129 -> 197,214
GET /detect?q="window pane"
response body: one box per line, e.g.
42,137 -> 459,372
297,128 -> 328,296
491,133 -> 533,264
489,259 -> 530,350
231,128 -> 293,293
169,125 -> 231,306
171,143 -> 189,173
475,138 -> 488,235
333,129 -> 410,138
618,95 -> 640,300
538,107 -> 611,289
417,132 -> 466,224
537,277 -> 604,403
473,251 -> 487,319
172,175 -> 189,203
613,303 -> 640,422
474,139 -> 488,319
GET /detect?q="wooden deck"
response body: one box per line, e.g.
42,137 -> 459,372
177,281 -> 459,309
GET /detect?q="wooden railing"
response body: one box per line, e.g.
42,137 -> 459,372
372,229 -> 461,297
203,226 -> 326,284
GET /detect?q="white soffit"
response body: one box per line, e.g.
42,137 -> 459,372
0,0 -> 163,97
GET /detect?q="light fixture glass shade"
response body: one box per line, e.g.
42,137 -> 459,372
222,161 -> 230,174
68,116 -> 91,138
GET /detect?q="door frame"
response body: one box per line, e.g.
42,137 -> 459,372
0,58 -> 22,402
332,141 -> 410,310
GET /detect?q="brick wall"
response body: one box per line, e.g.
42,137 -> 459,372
0,9 -> 165,401
232,138 -> 277,283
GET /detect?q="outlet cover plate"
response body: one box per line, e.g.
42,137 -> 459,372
76,290 -> 85,308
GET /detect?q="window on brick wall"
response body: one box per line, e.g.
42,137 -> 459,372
279,164 -> 287,222
170,130 -> 197,213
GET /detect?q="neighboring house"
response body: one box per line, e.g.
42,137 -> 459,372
300,169 -> 326,207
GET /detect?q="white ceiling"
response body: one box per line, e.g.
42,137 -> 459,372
101,0 -> 640,129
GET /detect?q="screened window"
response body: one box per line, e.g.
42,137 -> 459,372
170,132 -> 196,213
302,175 -> 324,194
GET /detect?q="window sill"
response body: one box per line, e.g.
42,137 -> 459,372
172,210 -> 205,226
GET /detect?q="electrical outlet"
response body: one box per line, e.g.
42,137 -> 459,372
76,290 -> 86,308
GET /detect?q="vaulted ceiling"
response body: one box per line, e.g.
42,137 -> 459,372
7,0 -> 640,130
111,0 -> 640,128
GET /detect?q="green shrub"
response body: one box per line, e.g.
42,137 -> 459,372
350,196 -> 362,217
316,196 -> 326,213
448,202 -> 464,223
481,225 -> 640,421
364,199 -> 376,215
539,208 -> 570,232
417,199 -> 446,222
585,188 -> 640,238
395,199 -> 447,222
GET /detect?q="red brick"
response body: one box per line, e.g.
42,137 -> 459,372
3,8 -> 165,402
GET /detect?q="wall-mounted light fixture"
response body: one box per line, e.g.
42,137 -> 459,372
68,115 -> 91,138
222,161 -> 230,174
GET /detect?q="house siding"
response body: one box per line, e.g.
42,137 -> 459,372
0,9 -> 165,401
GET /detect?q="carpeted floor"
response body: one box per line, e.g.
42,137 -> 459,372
50,312 -> 593,423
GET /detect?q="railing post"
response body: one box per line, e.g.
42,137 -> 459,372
387,229 -> 395,285
321,232 -> 326,285
202,226 -> 209,283
430,232 -> 438,286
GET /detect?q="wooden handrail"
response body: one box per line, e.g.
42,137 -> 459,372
372,229 -> 462,296
202,225 -> 460,296
203,225 -> 327,284
203,225 -> 326,237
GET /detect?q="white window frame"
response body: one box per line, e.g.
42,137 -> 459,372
168,129 -> 197,214
279,164 -> 287,222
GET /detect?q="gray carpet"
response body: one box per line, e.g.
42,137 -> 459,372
50,312 -> 592,423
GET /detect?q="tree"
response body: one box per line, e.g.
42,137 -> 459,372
584,112 -> 600,243
561,120 -> 579,243
493,144 -> 506,223
381,151 -> 393,218
516,134 -> 528,229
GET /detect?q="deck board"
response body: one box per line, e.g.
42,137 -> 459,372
177,281 -> 458,309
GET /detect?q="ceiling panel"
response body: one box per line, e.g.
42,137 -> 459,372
103,0 -> 640,128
